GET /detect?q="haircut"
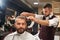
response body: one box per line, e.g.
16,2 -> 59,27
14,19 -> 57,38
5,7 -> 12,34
15,16 -> 32,26
15,16 -> 27,23
44,3 -> 52,8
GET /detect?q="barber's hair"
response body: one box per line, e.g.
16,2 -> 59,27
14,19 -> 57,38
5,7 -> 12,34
44,3 -> 52,8
15,16 -> 27,23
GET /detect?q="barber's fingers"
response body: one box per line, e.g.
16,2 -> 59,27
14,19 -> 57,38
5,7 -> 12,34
27,16 -> 35,21
20,12 -> 29,16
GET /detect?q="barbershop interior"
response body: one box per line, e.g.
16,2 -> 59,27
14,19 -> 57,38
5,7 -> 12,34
0,0 -> 60,40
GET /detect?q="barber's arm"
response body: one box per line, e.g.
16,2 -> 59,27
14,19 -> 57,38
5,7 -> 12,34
20,12 -> 35,17
20,12 -> 43,19
27,16 -> 59,27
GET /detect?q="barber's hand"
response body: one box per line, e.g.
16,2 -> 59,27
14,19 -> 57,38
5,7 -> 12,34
27,16 -> 35,21
20,12 -> 30,17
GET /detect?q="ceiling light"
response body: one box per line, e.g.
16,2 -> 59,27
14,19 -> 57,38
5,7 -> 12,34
34,2 -> 38,5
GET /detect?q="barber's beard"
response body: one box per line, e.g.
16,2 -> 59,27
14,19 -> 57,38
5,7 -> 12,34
17,28 -> 26,34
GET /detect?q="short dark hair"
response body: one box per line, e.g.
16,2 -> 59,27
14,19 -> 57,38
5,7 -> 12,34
44,3 -> 52,8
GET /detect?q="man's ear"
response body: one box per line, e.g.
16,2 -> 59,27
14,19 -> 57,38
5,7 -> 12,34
13,23 -> 16,29
13,23 -> 15,27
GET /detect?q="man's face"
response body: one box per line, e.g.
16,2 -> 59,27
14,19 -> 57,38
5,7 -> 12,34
14,18 -> 27,34
43,7 -> 52,16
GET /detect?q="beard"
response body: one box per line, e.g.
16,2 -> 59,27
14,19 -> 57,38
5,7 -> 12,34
17,27 -> 26,34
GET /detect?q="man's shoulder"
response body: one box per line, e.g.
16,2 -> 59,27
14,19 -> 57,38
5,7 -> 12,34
25,31 -> 33,35
4,32 -> 17,40
5,32 -> 17,37
25,31 -> 35,38
25,31 -> 36,40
